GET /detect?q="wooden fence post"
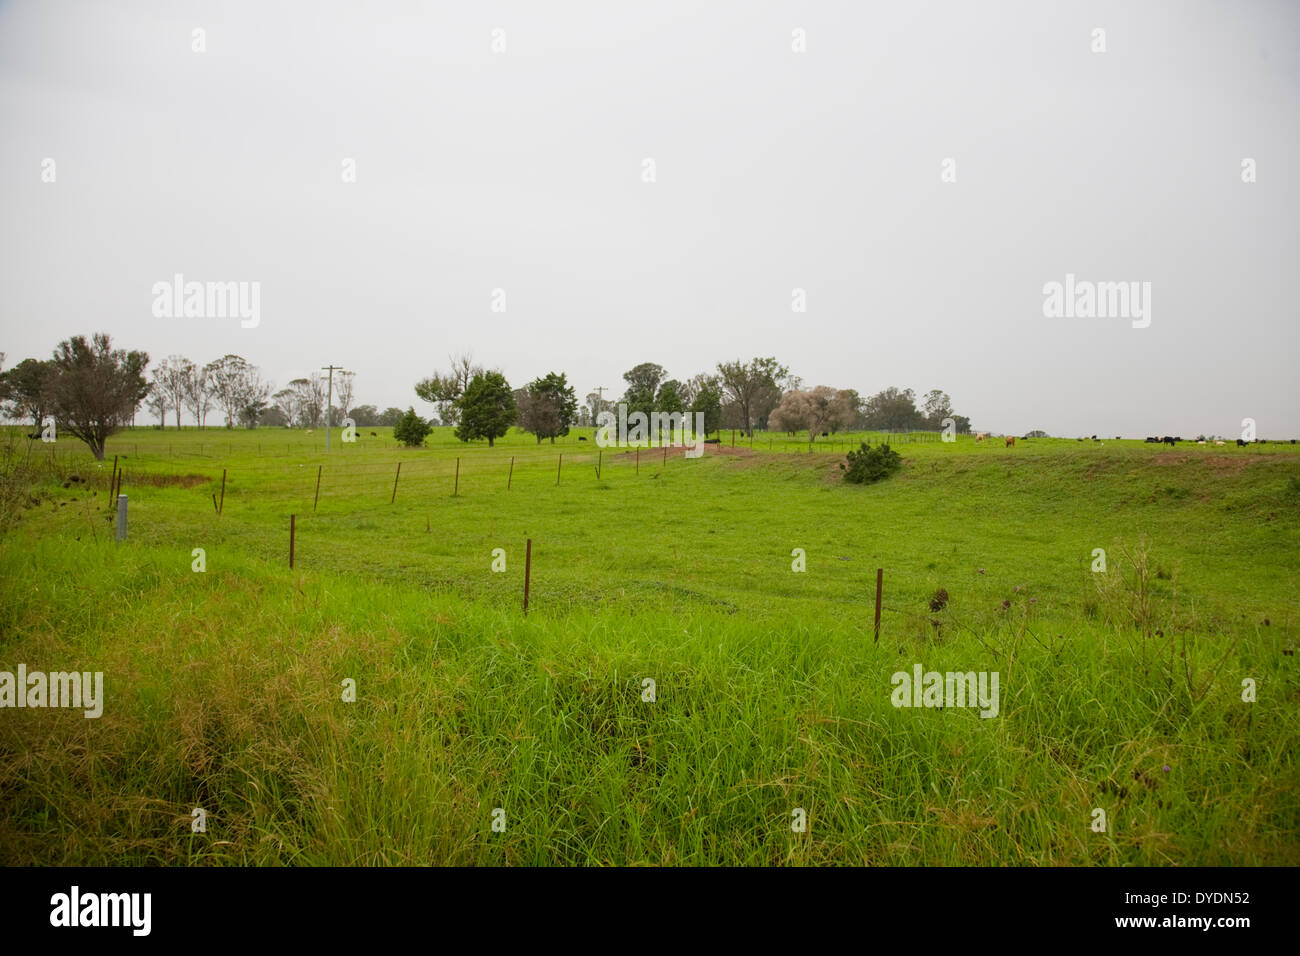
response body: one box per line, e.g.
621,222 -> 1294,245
313,465 -> 322,512
523,538 -> 532,613
454,458 -> 460,496
507,456 -> 513,491
391,462 -> 402,503
874,568 -> 883,644
219,469 -> 227,515
115,495 -> 127,542
597,449 -> 602,479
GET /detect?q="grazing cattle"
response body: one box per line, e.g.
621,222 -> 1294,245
1005,436 -> 1015,447
1091,435 -> 1098,441
306,429 -> 313,434
821,431 -> 829,437
975,433 -> 988,442
370,431 -> 377,437
703,437 -> 721,445
1144,437 -> 1160,443
577,436 -> 587,441
1214,440 -> 1225,446
1162,436 -> 1176,447
1236,438 -> 1247,447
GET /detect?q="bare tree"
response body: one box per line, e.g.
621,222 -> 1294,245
415,352 -> 483,426
155,355 -> 193,428
288,375 -> 326,427
272,388 -> 298,427
145,382 -> 168,426
184,363 -> 214,428
334,370 -> 355,421
716,357 -> 790,436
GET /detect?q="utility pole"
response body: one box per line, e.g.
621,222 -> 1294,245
593,385 -> 607,424
322,365 -> 344,451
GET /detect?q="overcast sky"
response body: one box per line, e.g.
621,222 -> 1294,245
1,0 -> 1296,437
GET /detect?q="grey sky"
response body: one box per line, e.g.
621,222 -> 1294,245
2,0 -> 1296,437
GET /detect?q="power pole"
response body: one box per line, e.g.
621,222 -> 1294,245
593,385 -> 607,422
322,365 -> 344,451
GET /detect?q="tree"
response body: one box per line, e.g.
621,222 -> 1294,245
688,374 -> 723,437
922,389 -> 953,426
393,407 -> 432,447
860,387 -> 924,432
621,362 -> 666,418
585,391 -> 614,430
259,406 -> 289,427
184,363 -> 214,428
0,358 -> 55,433
156,356 -> 193,428
237,375 -> 272,428
378,407 -> 405,427
454,371 -> 516,447
333,371 -> 355,423
415,353 -> 483,426
286,375 -> 326,428
840,442 -> 903,485
45,333 -> 149,460
517,372 -> 578,444
207,356 -> 250,428
348,404 -> 379,427
716,357 -> 789,437
271,389 -> 298,428
145,383 -> 168,426
769,387 -> 858,442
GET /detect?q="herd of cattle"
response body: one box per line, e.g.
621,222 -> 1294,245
969,433 -> 1291,447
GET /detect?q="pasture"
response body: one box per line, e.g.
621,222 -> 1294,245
1,426 -> 1297,865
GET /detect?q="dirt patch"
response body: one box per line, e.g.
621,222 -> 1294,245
1150,454 -> 1255,476
119,473 -> 212,489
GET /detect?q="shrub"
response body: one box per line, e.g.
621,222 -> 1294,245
840,442 -> 902,484
393,407 -> 432,447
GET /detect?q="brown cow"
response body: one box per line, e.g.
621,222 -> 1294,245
975,433 -> 988,443
1005,436 -> 1015,447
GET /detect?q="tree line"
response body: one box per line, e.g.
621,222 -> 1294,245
400,353 -> 968,447
0,335 -> 969,460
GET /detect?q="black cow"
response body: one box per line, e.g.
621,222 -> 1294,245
1236,438 -> 1247,447
703,438 -> 721,445
1162,436 -> 1176,446
1144,437 -> 1160,443
577,436 -> 587,441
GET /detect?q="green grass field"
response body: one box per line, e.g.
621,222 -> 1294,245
1,426 -> 1297,865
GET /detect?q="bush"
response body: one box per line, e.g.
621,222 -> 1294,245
393,407 -> 432,447
840,441 -> 902,484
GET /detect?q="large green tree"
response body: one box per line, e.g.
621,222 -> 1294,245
621,362 -> 666,418
46,333 -> 150,460
518,372 -> 577,444
0,358 -> 55,434
688,374 -> 723,437
454,371 -> 516,447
